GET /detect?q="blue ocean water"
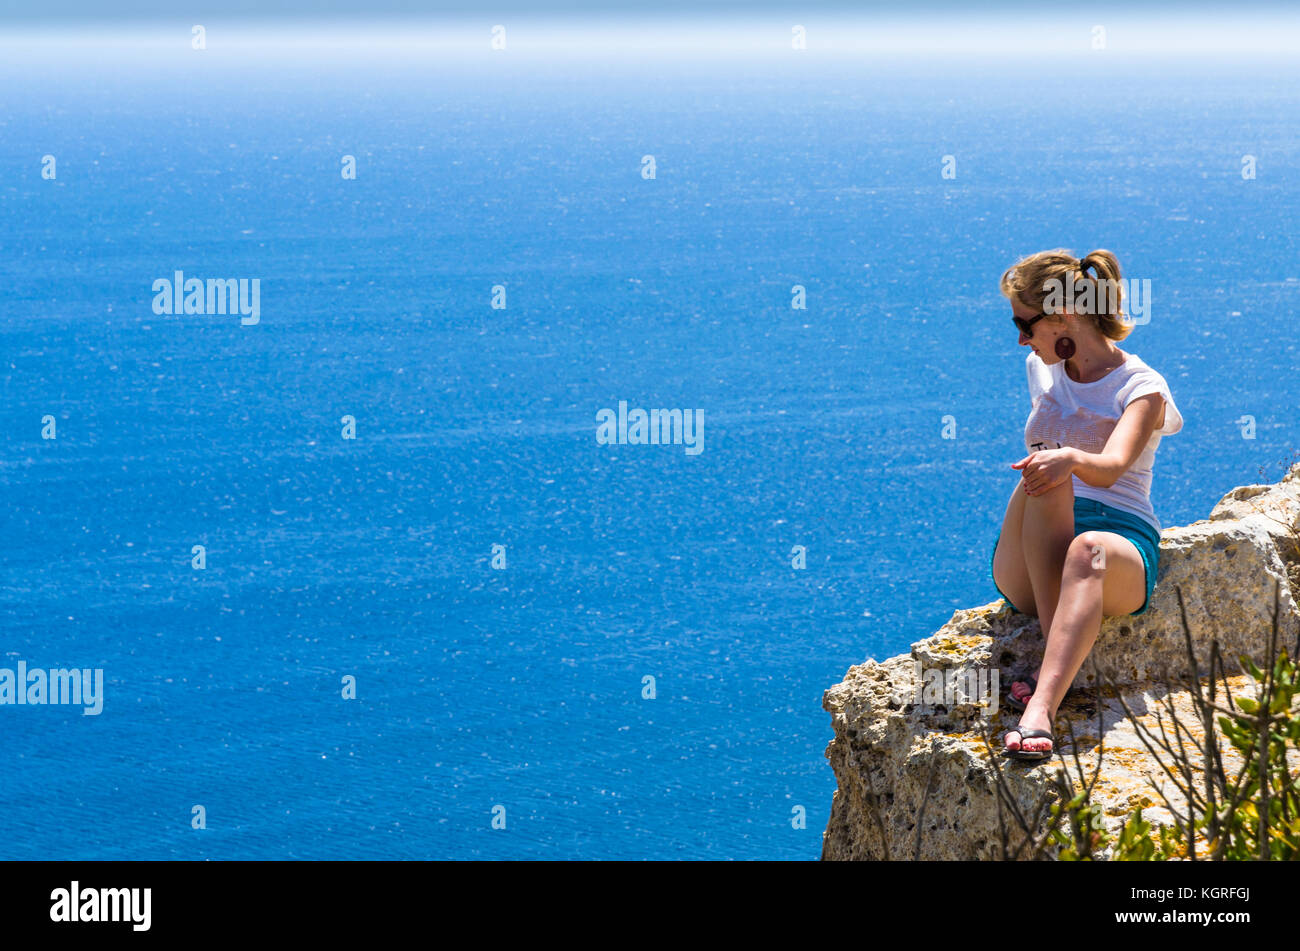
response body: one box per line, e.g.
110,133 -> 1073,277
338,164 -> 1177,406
1,46 -> 1298,859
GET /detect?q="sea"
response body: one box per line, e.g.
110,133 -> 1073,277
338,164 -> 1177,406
0,35 -> 1297,858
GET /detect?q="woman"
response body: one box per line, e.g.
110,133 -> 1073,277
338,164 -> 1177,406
990,249 -> 1183,761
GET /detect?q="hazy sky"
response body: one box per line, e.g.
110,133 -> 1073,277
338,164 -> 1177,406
2,0 -> 1286,22
3,1 -> 1296,63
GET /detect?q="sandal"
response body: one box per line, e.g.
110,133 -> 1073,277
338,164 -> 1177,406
1005,677 -> 1037,712
1002,726 -> 1055,762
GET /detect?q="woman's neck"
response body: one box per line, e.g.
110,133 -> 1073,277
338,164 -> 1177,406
1064,340 -> 1125,383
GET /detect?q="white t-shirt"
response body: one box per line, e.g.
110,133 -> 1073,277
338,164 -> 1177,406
1024,349 -> 1183,532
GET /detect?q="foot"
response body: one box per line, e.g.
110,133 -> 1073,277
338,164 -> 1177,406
1004,707 -> 1054,755
1009,670 -> 1041,707
1009,679 -> 1035,707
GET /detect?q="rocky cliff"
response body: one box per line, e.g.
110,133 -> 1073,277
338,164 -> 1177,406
821,463 -> 1300,860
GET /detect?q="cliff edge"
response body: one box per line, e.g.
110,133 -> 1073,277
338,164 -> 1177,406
821,462 -> 1300,860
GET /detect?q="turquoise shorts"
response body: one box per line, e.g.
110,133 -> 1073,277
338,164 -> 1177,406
990,497 -> 1162,616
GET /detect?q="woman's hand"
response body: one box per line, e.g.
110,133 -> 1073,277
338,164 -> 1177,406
1011,448 -> 1077,496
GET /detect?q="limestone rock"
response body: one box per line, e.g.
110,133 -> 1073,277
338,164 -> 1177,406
822,462 -> 1300,861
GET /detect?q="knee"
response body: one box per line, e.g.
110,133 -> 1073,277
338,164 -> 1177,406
1040,476 -> 1074,496
1023,475 -> 1074,504
1065,532 -> 1109,575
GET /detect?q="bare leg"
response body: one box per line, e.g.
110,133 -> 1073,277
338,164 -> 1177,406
1008,543 -> 1101,753
1004,477 -> 1073,753
1007,531 -> 1148,753
1028,540 -> 1105,727
1021,476 -> 1075,653
992,482 -> 1037,617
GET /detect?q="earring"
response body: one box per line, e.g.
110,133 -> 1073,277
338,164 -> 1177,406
1054,336 -> 1076,359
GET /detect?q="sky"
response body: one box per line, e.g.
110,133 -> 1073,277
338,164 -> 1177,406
2,0 -> 1296,20
1,2 -> 1297,68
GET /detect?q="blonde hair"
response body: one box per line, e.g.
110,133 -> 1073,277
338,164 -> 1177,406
999,248 -> 1132,342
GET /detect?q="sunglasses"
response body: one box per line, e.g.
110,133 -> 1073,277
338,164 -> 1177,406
1012,311 -> 1049,337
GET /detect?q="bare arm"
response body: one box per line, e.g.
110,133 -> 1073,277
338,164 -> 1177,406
1068,393 -> 1166,488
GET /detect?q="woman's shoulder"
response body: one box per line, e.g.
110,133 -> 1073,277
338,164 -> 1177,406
1115,351 -> 1166,383
1117,352 -> 1184,434
1121,350 -> 1158,372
